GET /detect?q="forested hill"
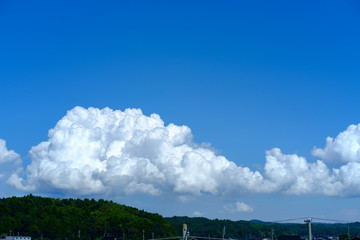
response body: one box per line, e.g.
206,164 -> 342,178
1,196 -> 360,240
0,195 -> 176,239
166,216 -> 360,239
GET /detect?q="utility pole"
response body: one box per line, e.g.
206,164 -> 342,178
271,228 -> 274,240
222,226 -> 226,240
183,224 -> 188,240
304,218 -> 312,240
143,229 -> 145,240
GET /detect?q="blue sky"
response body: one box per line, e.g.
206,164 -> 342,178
1,0 -> 360,222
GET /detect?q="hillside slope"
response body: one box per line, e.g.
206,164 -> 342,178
0,195 -> 176,239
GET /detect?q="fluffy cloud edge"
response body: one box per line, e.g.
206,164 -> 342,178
3,106 -> 360,198
0,139 -> 23,191
0,139 -> 21,165
312,124 -> 360,163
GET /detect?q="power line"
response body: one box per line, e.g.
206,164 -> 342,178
272,218 -> 305,223
311,217 -> 350,223
271,217 -> 350,224
190,236 -> 224,240
150,237 -> 182,240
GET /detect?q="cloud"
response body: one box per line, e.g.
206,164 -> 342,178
8,107 -> 267,196
264,148 -> 338,195
6,106 -> 360,198
264,148 -> 360,197
224,201 -> 254,213
312,124 -> 360,163
0,139 -> 22,188
236,202 -> 254,212
0,139 -> 21,165
193,211 -> 203,217
178,195 -> 196,203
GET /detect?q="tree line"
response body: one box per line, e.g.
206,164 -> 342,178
0,195 -> 176,240
1,196 -> 359,240
166,216 -> 360,240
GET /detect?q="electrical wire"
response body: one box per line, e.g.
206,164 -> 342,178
271,217 -> 350,224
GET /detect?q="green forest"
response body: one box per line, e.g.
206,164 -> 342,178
166,216 -> 360,240
0,195 -> 176,240
1,196 -> 359,240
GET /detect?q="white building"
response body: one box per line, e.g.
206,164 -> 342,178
6,236 -> 31,240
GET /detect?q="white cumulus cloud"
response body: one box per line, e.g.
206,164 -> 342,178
6,107 -> 360,198
312,124 -> 360,163
0,139 -> 21,165
8,107 -> 267,196
0,139 -> 22,186
264,148 -> 360,197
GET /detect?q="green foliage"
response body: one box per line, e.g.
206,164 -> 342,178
0,195 -> 176,240
165,217 -> 360,240
338,233 -> 350,240
2,196 -> 360,240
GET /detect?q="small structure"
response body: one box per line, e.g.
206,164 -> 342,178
315,237 -> 330,240
5,237 -> 31,240
278,236 -> 301,240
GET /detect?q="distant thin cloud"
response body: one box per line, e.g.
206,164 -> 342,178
236,202 -> 254,212
193,211 -> 203,217
224,201 -> 254,213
